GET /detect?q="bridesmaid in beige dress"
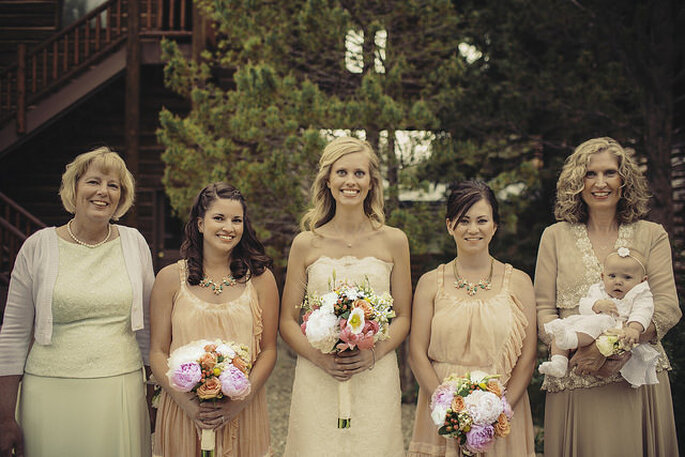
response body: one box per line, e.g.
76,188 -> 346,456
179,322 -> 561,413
279,136 -> 412,457
149,183 -> 278,457
408,181 -> 537,457
535,137 -> 680,456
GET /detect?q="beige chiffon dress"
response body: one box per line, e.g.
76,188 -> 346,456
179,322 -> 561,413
408,263 -> 536,457
153,260 -> 271,457
535,221 -> 680,457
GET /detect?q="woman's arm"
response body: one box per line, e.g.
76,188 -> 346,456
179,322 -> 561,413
506,270 -> 537,408
408,271 -> 440,395
148,264 -> 206,428
640,225 -> 681,343
0,240 -> 38,457
534,227 -> 560,345
375,227 -> 412,359
279,233 -> 347,380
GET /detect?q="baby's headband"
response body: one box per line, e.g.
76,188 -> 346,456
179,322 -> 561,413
607,247 -> 646,274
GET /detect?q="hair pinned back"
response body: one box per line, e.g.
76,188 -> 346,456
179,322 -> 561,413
445,180 -> 500,228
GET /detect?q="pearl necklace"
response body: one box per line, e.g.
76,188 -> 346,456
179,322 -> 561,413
199,274 -> 237,295
453,257 -> 494,296
67,219 -> 111,248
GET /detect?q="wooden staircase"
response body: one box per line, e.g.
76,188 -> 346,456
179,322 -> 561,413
0,0 -> 192,155
0,191 -> 45,286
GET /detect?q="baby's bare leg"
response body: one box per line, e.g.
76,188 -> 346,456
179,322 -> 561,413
576,332 -> 596,348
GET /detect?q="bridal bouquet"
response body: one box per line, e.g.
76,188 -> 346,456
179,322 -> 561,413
430,371 -> 513,456
166,339 -> 251,457
300,275 -> 395,428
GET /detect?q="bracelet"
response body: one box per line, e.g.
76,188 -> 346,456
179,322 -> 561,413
369,347 -> 376,371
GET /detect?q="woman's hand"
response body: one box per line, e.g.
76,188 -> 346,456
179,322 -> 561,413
595,352 -> 631,378
313,352 -> 352,382
169,391 -> 204,428
198,398 -> 248,430
0,418 -> 23,457
335,348 -> 374,378
569,343 -> 607,375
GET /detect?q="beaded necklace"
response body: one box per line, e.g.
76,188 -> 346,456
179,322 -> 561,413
67,219 -> 111,248
453,257 -> 494,296
199,274 -> 237,295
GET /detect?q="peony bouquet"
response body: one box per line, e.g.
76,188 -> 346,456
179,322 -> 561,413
430,371 -> 513,456
300,275 -> 395,428
166,339 -> 251,457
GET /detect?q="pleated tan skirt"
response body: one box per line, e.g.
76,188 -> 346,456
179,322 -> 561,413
544,370 -> 678,457
18,370 -> 151,457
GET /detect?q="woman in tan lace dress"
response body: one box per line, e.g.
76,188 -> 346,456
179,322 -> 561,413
408,181 -> 537,457
150,183 -> 278,457
535,137 -> 680,456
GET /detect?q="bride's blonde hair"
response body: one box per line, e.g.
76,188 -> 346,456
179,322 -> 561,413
300,137 -> 385,233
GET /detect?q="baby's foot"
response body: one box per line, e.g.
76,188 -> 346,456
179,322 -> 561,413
538,355 -> 569,377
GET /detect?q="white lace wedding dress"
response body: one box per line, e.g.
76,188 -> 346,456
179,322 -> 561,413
283,256 -> 405,457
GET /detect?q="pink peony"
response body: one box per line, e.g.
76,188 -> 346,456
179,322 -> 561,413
501,396 -> 514,419
464,424 -> 495,454
171,362 -> 202,392
300,310 -> 313,334
219,365 -> 251,400
337,319 -> 379,351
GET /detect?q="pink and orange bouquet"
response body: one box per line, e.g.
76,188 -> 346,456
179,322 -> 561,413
166,339 -> 251,456
430,371 -> 513,456
300,276 -> 395,354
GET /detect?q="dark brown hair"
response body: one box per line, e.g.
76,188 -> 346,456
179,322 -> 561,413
181,182 -> 272,285
445,180 -> 500,227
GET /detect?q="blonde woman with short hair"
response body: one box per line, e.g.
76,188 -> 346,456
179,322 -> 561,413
280,136 -> 412,456
0,146 -> 153,457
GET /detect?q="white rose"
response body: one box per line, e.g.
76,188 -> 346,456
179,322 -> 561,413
469,370 -> 489,384
430,404 -> 449,426
305,308 -> 340,353
464,390 -> 503,425
320,292 -> 338,312
215,343 -> 236,360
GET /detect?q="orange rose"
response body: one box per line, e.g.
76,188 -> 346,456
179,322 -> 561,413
196,377 -> 222,400
494,413 -> 511,437
353,299 -> 374,319
486,380 -> 502,397
231,356 -> 249,375
199,352 -> 218,370
451,396 -> 465,412
203,343 -> 217,352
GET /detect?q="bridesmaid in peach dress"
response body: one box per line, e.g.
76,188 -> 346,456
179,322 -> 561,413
408,181 -> 537,457
149,183 -> 278,457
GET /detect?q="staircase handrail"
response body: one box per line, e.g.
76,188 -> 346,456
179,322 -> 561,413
0,191 -> 46,230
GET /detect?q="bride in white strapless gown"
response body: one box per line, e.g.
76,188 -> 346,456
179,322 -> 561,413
279,137 -> 412,457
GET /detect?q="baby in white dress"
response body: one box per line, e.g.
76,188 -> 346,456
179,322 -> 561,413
539,246 -> 659,388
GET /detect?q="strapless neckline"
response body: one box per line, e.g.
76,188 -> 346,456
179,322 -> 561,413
306,255 -> 393,273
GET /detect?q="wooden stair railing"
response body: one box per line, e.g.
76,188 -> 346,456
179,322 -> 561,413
0,0 -> 192,133
0,191 -> 46,284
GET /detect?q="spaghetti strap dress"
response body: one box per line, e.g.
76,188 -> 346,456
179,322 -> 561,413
153,260 -> 271,457
408,264 -> 535,457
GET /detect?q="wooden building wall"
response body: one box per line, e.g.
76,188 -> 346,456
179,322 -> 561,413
0,0 -> 61,69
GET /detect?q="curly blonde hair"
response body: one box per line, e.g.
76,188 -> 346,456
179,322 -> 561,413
554,137 -> 649,224
59,146 -> 135,221
300,137 -> 385,232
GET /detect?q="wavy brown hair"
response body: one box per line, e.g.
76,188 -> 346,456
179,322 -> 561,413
300,136 -> 385,232
554,137 -> 650,224
181,183 -> 272,285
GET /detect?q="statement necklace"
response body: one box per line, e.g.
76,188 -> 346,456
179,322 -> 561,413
67,219 -> 111,248
199,274 -> 237,295
453,257 -> 494,296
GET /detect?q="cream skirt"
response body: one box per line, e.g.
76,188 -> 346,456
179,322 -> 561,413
18,370 -> 151,457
